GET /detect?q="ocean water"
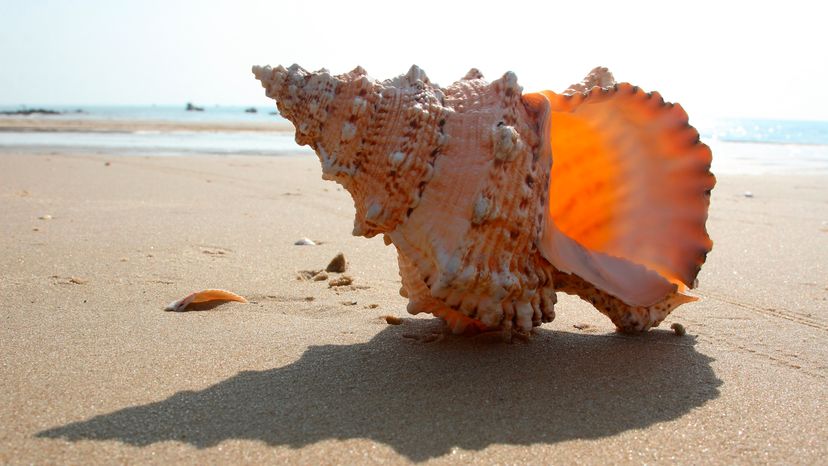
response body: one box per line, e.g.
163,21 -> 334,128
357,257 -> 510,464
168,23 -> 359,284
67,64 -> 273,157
694,118 -> 828,174
1,105 -> 827,174
0,104 -> 286,124
0,104 -> 308,157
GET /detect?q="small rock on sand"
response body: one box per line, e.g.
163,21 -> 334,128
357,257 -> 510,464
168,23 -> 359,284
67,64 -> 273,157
671,323 -> 686,336
328,275 -> 353,287
312,271 -> 328,281
325,253 -> 347,273
385,315 -> 403,325
297,269 -> 322,280
294,237 -> 316,246
38,214 -> 52,220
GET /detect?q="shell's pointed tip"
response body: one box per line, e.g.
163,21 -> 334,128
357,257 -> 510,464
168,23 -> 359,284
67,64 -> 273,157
463,68 -> 484,80
252,64 -> 269,79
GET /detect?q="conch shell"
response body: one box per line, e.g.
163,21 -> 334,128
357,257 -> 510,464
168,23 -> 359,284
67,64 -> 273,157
253,64 -> 714,336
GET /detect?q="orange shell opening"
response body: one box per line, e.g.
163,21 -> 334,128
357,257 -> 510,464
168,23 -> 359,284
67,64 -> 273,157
527,84 -> 714,306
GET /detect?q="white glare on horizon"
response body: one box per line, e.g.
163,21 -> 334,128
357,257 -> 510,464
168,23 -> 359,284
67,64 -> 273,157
0,0 -> 826,120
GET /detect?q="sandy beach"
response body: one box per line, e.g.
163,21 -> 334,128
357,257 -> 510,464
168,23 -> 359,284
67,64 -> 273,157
1,146 -> 827,463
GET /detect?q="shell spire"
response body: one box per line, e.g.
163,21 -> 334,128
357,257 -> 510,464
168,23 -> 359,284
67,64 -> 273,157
253,64 -> 714,335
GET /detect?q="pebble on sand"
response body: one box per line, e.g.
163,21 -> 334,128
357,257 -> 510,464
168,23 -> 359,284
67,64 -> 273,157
671,322 -> 686,336
329,275 -> 353,287
325,252 -> 347,273
297,269 -> 322,280
294,237 -> 316,246
385,315 -> 403,325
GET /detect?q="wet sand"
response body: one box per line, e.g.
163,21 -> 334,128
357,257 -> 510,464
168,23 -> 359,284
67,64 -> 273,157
0,117 -> 294,133
1,151 -> 826,463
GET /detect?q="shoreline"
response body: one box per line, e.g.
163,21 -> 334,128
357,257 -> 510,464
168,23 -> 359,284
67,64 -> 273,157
0,116 -> 294,133
3,117 -> 827,176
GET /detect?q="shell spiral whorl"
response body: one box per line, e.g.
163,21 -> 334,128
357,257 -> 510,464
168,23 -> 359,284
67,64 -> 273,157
253,64 -> 446,238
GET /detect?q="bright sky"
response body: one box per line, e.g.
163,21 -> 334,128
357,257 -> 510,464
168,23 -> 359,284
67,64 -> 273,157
1,0 -> 826,120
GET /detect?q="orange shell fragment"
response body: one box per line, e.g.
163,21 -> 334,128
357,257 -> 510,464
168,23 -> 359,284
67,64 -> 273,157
164,289 -> 248,312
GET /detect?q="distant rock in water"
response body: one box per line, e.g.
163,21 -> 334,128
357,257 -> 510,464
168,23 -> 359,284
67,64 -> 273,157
0,108 -> 61,116
244,107 -> 258,113
186,102 -> 204,112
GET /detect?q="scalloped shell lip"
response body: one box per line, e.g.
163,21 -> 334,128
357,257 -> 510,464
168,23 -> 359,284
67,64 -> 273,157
526,83 -> 714,307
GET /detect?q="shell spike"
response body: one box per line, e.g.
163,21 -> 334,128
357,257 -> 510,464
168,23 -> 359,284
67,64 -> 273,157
406,64 -> 428,83
563,66 -> 617,95
287,63 -> 305,73
349,65 -> 367,77
463,68 -> 483,80
494,70 -> 521,96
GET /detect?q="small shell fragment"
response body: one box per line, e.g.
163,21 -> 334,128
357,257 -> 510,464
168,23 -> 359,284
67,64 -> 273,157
164,289 -> 247,312
294,237 -> 317,246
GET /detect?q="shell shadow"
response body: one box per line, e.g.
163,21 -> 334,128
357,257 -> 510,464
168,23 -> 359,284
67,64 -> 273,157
37,320 -> 721,461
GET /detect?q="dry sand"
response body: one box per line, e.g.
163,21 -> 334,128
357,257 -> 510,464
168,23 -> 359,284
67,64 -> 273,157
1,151 -> 826,464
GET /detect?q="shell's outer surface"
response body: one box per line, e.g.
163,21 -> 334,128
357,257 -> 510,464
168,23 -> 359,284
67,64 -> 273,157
253,64 -> 714,334
388,70 -> 557,334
